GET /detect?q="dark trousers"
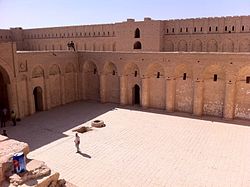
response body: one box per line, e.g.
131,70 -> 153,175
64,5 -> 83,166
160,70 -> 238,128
12,119 -> 16,126
1,120 -> 5,127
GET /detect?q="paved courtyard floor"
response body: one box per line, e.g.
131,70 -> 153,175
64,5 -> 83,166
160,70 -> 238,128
4,101 -> 250,187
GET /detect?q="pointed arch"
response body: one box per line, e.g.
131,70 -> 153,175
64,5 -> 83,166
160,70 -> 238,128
235,66 -> 250,119
146,63 -> 166,109
33,86 -> 43,112
222,39 -> 234,52
0,65 -> 11,109
65,63 -> 75,73
174,64 -> 193,113
135,28 -> 140,38
18,75 -> 29,116
239,39 -> 250,52
123,63 -> 142,105
32,65 -> 44,78
64,63 -> 76,103
49,64 -> 62,108
207,39 -> 218,52
83,61 -> 100,101
103,62 -> 120,103
202,65 -> 225,117
192,39 -> 202,52
124,63 -> 140,77
164,40 -> 174,52
178,40 -> 188,52
49,64 -> 61,75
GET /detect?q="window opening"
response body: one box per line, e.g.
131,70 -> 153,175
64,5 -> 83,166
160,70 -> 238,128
246,76 -> 250,83
134,71 -> 138,77
135,28 -> 140,38
183,73 -> 187,80
157,72 -> 160,78
213,74 -> 218,82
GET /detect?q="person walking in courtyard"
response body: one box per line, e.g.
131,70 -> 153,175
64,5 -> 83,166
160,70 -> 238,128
11,110 -> 16,126
74,133 -> 80,153
0,110 -> 4,128
2,129 -> 7,137
1,108 -> 7,128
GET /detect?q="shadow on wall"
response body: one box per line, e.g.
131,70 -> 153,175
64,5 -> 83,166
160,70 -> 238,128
6,101 -> 116,151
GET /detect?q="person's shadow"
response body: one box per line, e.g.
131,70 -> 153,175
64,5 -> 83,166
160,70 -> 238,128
77,151 -> 91,159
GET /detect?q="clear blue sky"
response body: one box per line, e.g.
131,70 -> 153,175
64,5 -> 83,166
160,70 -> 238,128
0,0 -> 249,29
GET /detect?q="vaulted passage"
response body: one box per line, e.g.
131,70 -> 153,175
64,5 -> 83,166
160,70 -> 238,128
0,67 -> 10,109
33,86 -> 43,112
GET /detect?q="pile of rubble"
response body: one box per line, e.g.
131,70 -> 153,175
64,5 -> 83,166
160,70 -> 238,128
0,135 -> 75,187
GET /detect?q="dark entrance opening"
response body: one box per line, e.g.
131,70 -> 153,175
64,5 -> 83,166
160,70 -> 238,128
33,87 -> 43,112
133,84 -> 140,105
0,68 -> 9,109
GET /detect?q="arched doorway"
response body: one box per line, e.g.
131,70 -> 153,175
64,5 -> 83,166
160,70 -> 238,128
0,66 -> 10,109
0,72 -> 9,109
133,84 -> 140,105
33,87 -> 43,112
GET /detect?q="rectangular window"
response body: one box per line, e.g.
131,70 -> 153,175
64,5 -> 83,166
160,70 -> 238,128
242,26 -> 245,31
194,27 -> 196,32
180,28 -> 182,32
157,72 -> 160,78
172,28 -> 175,33
215,26 -> 218,31
214,74 -> 218,82
246,76 -> 250,83
232,26 -> 235,31
134,71 -> 137,77
200,27 -> 203,32
166,29 -> 169,33
209,27 -> 211,32
225,26 -> 227,31
186,27 -> 188,32
183,73 -> 187,80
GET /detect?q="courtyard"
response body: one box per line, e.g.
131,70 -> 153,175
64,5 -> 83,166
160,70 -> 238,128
4,101 -> 250,187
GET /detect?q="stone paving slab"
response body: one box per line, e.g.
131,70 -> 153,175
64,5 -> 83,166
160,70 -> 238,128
3,101 -> 250,187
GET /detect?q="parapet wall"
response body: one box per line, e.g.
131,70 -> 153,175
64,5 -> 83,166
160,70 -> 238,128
2,15 -> 250,53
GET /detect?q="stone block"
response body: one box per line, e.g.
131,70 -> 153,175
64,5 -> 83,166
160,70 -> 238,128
0,137 -> 30,184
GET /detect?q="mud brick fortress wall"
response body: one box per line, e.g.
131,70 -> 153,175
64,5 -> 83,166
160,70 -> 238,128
0,16 -> 249,120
